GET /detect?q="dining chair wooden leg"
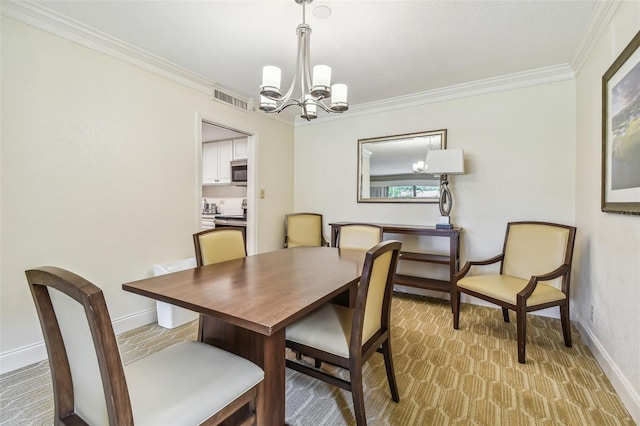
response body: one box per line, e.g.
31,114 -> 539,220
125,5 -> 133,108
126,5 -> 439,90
293,349 -> 320,367
349,362 -> 367,426
452,287 -> 461,329
255,381 -> 264,426
560,303 -> 572,348
502,307 -> 510,323
516,308 -> 527,364
381,339 -> 399,402
197,314 -> 205,341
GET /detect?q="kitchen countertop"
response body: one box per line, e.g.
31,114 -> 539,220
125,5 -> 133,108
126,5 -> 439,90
202,213 -> 247,227
214,214 -> 246,226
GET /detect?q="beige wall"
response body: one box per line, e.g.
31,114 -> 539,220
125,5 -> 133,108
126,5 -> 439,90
294,80 -> 576,288
574,1 -> 640,419
0,17 -> 294,370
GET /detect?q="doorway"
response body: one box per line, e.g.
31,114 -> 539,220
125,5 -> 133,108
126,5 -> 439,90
199,118 -> 256,254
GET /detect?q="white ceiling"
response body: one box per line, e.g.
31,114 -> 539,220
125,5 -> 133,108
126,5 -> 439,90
29,0 -> 598,112
202,122 -> 247,142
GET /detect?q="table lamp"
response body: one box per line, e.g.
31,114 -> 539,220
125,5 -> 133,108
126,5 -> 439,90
425,148 -> 465,229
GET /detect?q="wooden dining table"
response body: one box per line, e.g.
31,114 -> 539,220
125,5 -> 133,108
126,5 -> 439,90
122,246 -> 366,426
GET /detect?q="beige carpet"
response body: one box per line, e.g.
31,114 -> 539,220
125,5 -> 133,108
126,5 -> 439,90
0,294 -> 634,425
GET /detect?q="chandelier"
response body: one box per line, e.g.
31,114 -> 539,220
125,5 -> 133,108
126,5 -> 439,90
259,0 -> 348,120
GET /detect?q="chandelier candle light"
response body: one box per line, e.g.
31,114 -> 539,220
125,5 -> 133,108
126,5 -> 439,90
259,0 -> 348,120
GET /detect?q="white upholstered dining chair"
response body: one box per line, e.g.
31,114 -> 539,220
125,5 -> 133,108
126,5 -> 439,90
25,266 -> 264,425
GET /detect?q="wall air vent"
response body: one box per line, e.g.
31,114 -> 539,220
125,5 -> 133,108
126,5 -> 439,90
213,88 -> 254,112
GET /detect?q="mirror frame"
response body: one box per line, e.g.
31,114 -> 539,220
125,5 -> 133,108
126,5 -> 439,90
357,129 -> 447,203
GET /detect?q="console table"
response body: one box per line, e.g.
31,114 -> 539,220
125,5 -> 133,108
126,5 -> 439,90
329,222 -> 462,302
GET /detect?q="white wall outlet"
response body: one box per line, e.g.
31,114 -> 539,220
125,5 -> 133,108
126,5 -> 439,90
590,305 -> 595,322
260,189 -> 265,199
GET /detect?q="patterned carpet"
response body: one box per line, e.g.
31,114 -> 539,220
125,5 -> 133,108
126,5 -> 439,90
0,293 -> 634,425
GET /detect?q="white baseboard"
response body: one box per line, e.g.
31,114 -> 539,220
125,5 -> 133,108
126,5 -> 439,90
111,307 -> 157,336
0,308 -> 157,375
0,341 -> 49,375
576,320 -> 640,424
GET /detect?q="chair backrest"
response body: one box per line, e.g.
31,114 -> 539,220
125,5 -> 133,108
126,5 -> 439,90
502,221 -> 576,290
336,224 -> 383,251
193,227 -> 247,266
284,213 -> 325,248
351,240 -> 402,351
25,266 -> 131,425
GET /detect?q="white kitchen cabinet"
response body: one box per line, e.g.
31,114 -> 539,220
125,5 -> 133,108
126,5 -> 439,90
203,140 -> 233,185
232,138 -> 248,160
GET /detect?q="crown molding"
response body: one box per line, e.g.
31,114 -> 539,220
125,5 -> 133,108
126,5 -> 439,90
2,0 -> 592,129
1,0 -> 215,95
2,0 -> 294,125
296,1 -> 617,126
571,0 -> 623,73
296,64 -> 575,126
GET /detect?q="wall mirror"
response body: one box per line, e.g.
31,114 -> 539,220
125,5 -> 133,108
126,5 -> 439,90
358,129 -> 447,203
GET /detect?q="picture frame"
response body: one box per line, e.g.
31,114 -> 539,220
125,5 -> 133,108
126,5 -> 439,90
602,31 -> 640,215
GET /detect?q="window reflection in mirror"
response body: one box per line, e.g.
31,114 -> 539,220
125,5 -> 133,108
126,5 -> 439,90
358,129 -> 447,203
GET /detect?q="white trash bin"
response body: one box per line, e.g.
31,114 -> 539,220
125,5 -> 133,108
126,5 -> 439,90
152,258 -> 199,329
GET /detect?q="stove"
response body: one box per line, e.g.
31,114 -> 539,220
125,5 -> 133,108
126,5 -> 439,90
215,215 -> 246,220
214,214 -> 247,227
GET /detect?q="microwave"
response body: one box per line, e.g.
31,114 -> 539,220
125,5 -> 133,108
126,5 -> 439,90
230,159 -> 247,186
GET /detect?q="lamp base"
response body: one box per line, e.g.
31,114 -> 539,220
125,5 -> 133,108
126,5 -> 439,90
436,215 -> 453,229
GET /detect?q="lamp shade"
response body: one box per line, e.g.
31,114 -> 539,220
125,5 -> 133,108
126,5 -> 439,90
260,95 -> 277,112
262,66 -> 281,89
425,148 -> 465,175
312,65 -> 331,88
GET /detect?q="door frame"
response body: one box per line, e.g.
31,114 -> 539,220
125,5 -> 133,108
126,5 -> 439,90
196,113 -> 258,255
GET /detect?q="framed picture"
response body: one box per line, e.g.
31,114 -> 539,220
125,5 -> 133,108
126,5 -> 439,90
602,31 -> 640,215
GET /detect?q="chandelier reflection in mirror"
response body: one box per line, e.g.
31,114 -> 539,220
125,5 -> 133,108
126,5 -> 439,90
259,0 -> 348,120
